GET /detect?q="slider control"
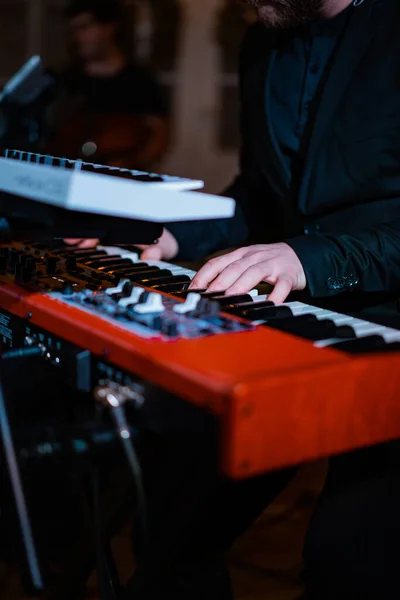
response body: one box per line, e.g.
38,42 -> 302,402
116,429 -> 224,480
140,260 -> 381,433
119,287 -> 145,308
133,293 -> 165,314
106,279 -> 131,295
173,293 -> 201,314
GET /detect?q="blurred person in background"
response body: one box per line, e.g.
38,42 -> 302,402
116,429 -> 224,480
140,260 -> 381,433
46,0 -> 170,170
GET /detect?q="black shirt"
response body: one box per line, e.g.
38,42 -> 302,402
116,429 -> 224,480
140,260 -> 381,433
268,4 -> 353,188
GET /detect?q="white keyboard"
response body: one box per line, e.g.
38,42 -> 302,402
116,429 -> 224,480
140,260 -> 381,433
99,245 -> 259,296
0,150 -> 234,223
99,245 -> 198,280
275,301 -> 400,348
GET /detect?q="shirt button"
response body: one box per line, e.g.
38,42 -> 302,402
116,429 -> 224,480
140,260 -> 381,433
327,277 -> 346,291
345,274 -> 359,288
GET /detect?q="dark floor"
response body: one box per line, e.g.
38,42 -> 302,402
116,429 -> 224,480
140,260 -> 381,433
0,462 -> 327,600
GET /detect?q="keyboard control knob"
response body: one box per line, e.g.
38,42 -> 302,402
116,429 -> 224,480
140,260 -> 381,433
66,256 -> 77,271
8,249 -> 19,268
151,316 -> 163,331
106,279 -> 132,296
46,256 -> 58,274
61,281 -> 74,296
173,292 -> 201,314
164,321 -> 178,337
119,287 -> 144,308
137,291 -> 150,304
121,281 -> 134,297
133,292 -> 165,314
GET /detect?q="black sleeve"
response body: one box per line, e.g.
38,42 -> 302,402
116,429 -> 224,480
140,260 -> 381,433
287,218 -> 400,297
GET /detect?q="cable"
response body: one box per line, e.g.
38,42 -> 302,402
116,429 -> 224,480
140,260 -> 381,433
108,403 -> 149,551
0,375 -> 43,589
94,384 -> 149,552
2,347 -> 44,360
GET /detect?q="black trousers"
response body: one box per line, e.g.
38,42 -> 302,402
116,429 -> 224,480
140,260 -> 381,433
126,432 -> 400,600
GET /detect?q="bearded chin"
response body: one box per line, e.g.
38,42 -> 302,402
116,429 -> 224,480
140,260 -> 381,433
244,0 -> 323,29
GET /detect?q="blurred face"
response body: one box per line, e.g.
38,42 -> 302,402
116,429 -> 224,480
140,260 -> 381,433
69,12 -> 115,61
241,0 -> 324,28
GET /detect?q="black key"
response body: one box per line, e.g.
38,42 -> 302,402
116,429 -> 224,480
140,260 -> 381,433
145,275 -> 191,289
129,269 -> 172,284
172,288 -> 207,298
243,304 -> 293,321
151,278 -> 192,293
100,262 -> 153,272
92,262 -> 152,273
329,335 -> 397,354
266,316 -> 356,342
84,257 -> 134,269
198,291 -> 227,299
73,251 -> 109,262
224,300 -> 275,317
49,247 -> 88,256
212,294 -> 255,307
105,265 -> 160,277
153,283 -> 189,294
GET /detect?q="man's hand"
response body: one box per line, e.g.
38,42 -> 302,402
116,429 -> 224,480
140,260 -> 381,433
63,228 -> 179,260
136,228 -> 178,260
64,238 -> 99,249
190,243 -> 307,304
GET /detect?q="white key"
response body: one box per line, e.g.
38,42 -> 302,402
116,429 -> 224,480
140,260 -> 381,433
173,293 -> 201,314
382,330 -> 400,343
105,279 -> 131,295
118,287 -> 144,308
99,246 -> 139,261
133,293 -> 165,314
252,294 -> 268,303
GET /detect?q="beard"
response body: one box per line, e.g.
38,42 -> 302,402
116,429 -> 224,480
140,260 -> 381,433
242,0 -> 324,29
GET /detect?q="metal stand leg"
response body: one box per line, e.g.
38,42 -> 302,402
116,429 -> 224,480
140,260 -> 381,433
91,465 -> 121,600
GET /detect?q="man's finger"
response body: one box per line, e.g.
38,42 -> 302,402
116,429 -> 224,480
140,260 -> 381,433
267,276 -> 293,304
76,239 -> 99,249
64,239 -> 82,245
189,249 -> 246,290
208,261 -> 266,294
225,264 -> 270,296
141,246 -> 163,260
63,238 -> 98,249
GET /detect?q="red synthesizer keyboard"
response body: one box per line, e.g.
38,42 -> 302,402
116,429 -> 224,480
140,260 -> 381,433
0,241 -> 400,479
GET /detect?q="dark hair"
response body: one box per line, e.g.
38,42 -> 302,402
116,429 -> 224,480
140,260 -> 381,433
66,0 -> 123,24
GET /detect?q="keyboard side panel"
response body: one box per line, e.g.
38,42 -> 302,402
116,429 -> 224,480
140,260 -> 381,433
223,354 -> 400,478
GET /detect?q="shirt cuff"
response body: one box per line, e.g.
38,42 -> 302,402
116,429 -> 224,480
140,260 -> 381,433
285,234 -> 360,298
